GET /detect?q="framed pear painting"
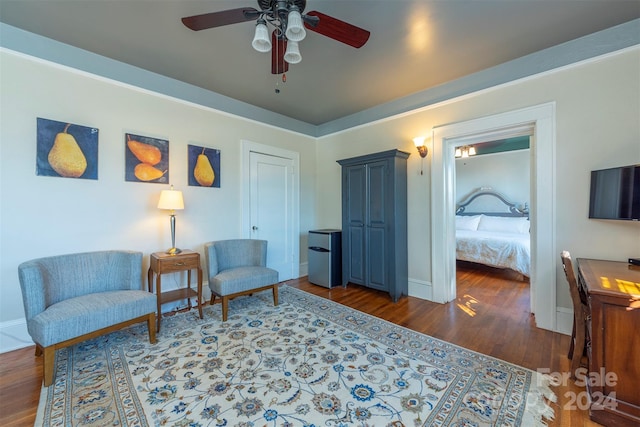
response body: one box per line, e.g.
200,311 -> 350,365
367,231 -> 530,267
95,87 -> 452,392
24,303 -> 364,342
36,118 -> 99,179
188,144 -> 220,188
125,133 -> 169,184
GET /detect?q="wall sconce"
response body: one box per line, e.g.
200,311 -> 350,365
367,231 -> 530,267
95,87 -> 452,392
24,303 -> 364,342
455,145 -> 476,158
157,185 -> 184,255
413,136 -> 429,175
413,136 -> 428,158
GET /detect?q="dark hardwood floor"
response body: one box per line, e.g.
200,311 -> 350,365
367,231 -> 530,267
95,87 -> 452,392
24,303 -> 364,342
0,262 -> 600,426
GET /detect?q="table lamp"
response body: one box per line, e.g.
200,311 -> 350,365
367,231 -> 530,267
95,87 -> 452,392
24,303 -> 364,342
157,185 -> 184,255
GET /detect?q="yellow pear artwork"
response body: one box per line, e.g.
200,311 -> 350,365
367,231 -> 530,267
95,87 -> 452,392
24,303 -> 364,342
48,123 -> 87,178
194,147 -> 215,186
127,135 -> 161,165
134,163 -> 167,181
124,133 -> 169,183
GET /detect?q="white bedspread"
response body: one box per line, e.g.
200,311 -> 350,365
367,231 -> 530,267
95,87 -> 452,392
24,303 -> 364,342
456,229 -> 530,277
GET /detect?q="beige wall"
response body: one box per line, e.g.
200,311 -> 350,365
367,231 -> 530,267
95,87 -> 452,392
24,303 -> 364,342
0,52 -> 316,345
314,47 -> 640,314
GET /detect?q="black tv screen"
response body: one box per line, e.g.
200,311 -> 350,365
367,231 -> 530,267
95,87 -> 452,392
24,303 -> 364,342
589,164 -> 640,221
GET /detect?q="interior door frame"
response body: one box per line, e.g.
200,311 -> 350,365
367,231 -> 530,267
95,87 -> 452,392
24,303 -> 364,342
241,139 -> 300,280
431,102 -> 557,332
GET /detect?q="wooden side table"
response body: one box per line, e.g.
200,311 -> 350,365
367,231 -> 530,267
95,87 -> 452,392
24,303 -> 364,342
148,249 -> 203,332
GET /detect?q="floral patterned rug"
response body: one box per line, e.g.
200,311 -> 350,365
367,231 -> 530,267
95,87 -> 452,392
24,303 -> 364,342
36,285 -> 555,426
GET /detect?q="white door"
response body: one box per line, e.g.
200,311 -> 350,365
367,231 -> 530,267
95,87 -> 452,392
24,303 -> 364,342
249,151 -> 296,280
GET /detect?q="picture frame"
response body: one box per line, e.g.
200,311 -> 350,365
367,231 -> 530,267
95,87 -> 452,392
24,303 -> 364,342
125,133 -> 169,184
188,144 -> 220,188
36,117 -> 99,180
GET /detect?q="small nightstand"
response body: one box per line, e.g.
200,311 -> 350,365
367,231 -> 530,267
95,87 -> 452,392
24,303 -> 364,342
148,249 -> 203,332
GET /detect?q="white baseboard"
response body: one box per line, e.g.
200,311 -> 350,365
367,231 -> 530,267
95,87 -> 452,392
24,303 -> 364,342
408,278 -> 433,301
299,262 -> 308,278
0,318 -> 33,353
556,306 -> 573,336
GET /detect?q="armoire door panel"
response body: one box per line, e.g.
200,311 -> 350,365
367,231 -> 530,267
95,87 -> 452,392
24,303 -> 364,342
367,161 -> 387,226
367,225 -> 387,290
348,225 -> 365,284
347,166 -> 366,224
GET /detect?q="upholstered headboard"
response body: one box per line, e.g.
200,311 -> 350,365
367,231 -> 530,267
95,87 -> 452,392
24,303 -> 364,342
456,188 -> 528,218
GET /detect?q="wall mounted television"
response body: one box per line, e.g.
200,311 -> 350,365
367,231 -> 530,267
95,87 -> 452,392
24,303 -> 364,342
589,164 -> 640,221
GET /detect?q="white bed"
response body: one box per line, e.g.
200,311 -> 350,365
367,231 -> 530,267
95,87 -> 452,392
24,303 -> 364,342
455,189 -> 530,277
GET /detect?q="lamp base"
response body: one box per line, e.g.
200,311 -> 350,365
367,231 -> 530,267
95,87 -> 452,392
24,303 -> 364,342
165,247 -> 182,255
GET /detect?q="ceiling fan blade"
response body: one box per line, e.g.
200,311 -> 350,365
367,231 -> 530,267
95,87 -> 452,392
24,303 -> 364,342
182,7 -> 260,31
303,11 -> 370,48
271,31 -> 289,74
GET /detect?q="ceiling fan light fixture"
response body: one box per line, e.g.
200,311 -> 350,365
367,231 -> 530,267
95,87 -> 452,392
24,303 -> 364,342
252,19 -> 272,52
285,7 -> 306,42
284,40 -> 302,64
180,3 -> 371,75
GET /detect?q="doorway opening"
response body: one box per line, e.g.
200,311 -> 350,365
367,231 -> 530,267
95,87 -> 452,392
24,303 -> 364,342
431,103 -> 557,332
454,137 -> 531,306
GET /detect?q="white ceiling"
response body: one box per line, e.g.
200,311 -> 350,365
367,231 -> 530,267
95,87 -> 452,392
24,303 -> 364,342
1,0 -> 639,128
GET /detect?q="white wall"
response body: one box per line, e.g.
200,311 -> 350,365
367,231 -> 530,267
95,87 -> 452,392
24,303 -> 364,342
456,150 -> 530,208
0,51 -> 316,351
314,47 -> 640,321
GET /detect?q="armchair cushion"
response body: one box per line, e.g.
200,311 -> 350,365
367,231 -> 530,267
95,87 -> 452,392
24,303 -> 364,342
29,290 -> 155,347
211,266 -> 278,296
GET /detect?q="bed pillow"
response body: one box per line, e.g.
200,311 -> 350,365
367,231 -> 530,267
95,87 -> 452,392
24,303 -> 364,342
477,215 -> 529,234
455,215 -> 482,231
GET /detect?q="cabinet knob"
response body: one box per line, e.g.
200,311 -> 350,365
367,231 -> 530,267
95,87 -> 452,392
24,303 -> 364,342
252,226 -> 258,231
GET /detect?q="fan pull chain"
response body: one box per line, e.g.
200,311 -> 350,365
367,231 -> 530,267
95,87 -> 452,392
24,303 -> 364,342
274,28 -> 281,94
275,73 -> 286,94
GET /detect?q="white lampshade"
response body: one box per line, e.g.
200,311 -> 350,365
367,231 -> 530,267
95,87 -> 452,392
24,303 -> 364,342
455,147 -> 462,158
157,186 -> 184,211
468,146 -> 477,156
285,9 -> 306,42
284,40 -> 302,64
252,20 -> 272,52
413,136 -> 426,147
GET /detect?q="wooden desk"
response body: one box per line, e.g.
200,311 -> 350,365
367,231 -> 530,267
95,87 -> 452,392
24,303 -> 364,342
577,258 -> 640,427
148,250 -> 203,332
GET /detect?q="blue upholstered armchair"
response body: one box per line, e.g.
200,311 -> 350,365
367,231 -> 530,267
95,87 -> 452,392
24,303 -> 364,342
204,239 -> 279,321
18,250 -> 157,387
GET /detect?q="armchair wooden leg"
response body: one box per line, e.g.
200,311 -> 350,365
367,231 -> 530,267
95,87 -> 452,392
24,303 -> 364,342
210,294 -> 216,306
43,346 -> 56,387
147,313 -> 157,344
272,284 -> 279,307
35,344 -> 43,357
222,296 -> 229,322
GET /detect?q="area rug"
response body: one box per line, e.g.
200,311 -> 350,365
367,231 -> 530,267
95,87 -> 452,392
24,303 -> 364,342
35,285 -> 555,426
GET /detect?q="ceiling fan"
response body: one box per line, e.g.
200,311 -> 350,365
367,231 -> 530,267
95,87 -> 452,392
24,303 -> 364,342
182,0 -> 370,75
